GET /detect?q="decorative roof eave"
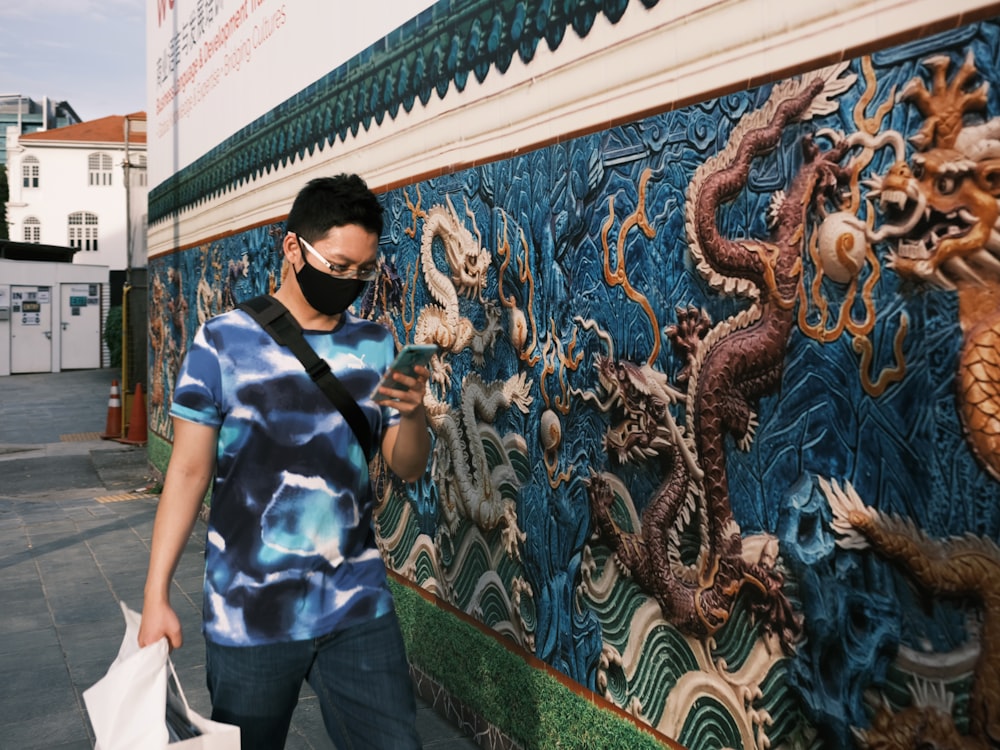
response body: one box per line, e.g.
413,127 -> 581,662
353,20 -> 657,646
149,0 -> 653,225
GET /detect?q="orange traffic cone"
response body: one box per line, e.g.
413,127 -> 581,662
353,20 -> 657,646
100,380 -> 123,439
120,383 -> 148,445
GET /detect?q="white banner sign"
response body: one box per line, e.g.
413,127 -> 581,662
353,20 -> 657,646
147,0 -> 435,187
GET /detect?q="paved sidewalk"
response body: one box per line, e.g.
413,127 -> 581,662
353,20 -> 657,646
0,369 -> 477,749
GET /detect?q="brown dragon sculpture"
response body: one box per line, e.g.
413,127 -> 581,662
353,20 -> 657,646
587,66 -> 855,648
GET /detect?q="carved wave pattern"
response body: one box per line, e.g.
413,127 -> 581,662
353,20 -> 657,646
583,517 -> 807,747
378,438 -> 535,647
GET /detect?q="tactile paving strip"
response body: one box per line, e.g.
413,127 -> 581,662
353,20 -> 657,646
95,491 -> 151,504
60,432 -> 103,442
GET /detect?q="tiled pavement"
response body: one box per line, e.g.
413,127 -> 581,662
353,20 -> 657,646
0,368 -> 478,749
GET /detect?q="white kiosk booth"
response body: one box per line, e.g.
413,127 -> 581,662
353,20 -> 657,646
0,259 -> 110,376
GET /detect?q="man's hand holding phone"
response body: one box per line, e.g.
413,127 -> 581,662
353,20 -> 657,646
373,344 -> 438,412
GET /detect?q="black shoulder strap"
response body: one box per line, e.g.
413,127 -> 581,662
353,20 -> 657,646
238,295 -> 374,462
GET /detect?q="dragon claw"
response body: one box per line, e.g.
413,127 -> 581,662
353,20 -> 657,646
818,476 -> 873,550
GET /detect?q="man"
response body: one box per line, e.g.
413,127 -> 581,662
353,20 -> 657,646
139,174 -> 429,749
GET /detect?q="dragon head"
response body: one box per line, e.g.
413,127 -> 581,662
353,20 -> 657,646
878,147 -> 1000,286
867,52 -> 1000,289
456,243 -> 492,298
435,199 -> 492,299
594,355 -> 678,465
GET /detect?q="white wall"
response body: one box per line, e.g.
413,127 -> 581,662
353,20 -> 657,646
148,0 -> 436,185
5,128 -> 146,273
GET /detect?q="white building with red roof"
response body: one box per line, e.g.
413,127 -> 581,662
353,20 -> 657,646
5,113 -> 147,280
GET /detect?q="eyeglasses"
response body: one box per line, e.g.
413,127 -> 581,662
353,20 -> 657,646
297,234 -> 380,281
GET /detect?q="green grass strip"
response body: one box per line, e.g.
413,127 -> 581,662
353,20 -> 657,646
390,578 -> 673,750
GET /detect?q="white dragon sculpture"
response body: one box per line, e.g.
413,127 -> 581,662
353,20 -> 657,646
411,195 -> 531,558
414,195 -> 500,374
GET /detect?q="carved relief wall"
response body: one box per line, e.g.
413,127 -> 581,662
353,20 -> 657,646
148,15 -> 1000,750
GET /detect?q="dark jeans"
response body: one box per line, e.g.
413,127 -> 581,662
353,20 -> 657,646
205,611 -> 421,749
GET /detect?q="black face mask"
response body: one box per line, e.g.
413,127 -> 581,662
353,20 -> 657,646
295,259 -> 366,317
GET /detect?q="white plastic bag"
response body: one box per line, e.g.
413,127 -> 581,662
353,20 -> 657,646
83,602 -> 240,750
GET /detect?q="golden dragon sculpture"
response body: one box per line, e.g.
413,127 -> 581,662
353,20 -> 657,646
821,477 -> 1000,749
858,51 -> 1000,481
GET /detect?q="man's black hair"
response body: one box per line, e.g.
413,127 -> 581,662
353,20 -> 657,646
286,174 -> 384,243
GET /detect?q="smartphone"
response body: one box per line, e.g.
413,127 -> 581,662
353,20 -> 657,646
372,343 -> 438,401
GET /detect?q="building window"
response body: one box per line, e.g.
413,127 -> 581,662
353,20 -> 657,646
22,156 -> 40,188
88,153 -> 113,186
24,217 -> 41,243
68,211 -> 99,251
137,155 -> 147,187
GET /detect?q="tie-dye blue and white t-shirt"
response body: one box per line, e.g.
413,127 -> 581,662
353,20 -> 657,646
170,305 -> 401,646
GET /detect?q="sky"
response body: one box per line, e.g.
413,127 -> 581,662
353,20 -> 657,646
0,0 -> 146,122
